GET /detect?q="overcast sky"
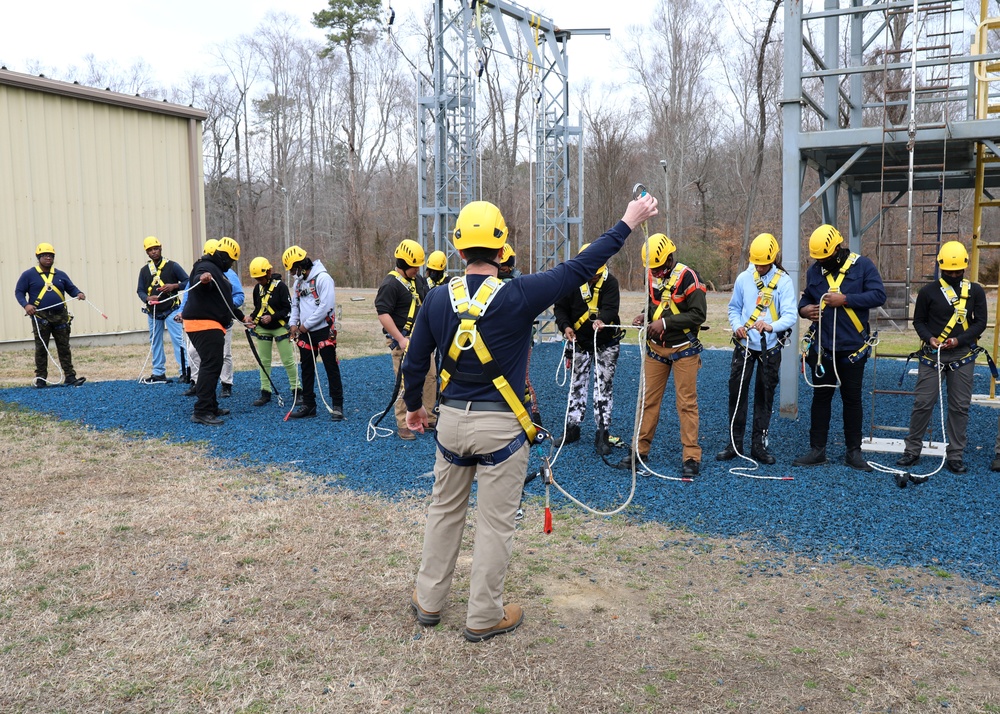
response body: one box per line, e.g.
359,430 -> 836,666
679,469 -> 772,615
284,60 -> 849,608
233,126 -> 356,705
1,0 -> 651,93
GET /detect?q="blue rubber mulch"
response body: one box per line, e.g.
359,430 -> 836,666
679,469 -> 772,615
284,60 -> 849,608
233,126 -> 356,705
3,342 -> 1000,593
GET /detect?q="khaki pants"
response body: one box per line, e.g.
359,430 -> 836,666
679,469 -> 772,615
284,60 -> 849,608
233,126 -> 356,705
390,344 -> 438,429
637,344 -> 702,462
415,405 -> 529,629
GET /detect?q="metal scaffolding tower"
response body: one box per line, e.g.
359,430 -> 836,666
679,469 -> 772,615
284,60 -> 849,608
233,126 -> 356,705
780,0 -> 1000,419
417,1 -> 597,335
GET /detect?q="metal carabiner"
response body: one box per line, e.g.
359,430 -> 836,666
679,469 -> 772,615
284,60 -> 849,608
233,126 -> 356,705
632,182 -> 648,199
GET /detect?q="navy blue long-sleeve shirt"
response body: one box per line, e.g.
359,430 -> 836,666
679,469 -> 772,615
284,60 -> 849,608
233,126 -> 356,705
401,221 -> 633,410
15,266 -> 81,314
798,253 -> 886,352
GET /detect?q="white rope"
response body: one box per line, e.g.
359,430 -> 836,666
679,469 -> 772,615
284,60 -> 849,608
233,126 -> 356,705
867,344 -> 948,481
30,315 -> 66,386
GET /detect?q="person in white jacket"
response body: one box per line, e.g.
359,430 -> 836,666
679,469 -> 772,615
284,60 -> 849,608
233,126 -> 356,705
282,246 -> 344,421
717,233 -> 797,464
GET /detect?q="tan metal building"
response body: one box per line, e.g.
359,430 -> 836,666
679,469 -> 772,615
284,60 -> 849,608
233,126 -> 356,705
0,69 -> 206,348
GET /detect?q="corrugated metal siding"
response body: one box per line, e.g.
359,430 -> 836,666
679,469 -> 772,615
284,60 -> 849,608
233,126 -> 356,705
1,83 -> 205,344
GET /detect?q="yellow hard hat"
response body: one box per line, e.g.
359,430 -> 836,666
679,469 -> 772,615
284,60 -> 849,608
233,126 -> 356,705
641,233 -> 676,269
749,233 -> 779,265
394,239 -> 425,267
809,225 -> 844,260
579,242 -> 606,274
249,257 -> 272,278
453,201 -> 508,251
35,242 -> 55,256
426,250 -> 447,272
282,245 -> 307,272
203,239 -> 219,255
500,244 -> 516,263
937,241 -> 969,271
143,236 -> 162,251
216,236 -> 240,262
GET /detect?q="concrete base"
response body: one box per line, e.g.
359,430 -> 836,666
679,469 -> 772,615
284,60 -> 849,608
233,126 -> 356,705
0,331 -> 147,352
861,436 -> 948,457
970,394 -> 1000,409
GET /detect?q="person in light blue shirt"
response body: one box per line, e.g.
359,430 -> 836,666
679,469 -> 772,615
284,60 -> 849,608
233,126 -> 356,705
717,233 -> 797,464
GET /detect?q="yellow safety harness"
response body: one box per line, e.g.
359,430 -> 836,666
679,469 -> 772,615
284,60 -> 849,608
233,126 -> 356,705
822,252 -> 864,333
937,278 -> 970,342
573,268 -> 608,330
145,259 -> 165,296
256,278 -> 286,327
743,269 -> 783,330
389,269 -> 421,335
32,266 -> 65,307
438,276 -> 538,443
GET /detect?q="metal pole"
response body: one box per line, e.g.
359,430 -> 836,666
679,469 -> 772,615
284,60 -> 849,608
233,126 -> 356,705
659,159 -> 670,237
281,186 -> 291,252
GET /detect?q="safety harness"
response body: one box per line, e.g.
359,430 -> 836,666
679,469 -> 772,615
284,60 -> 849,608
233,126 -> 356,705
800,253 -> 876,364
574,268 -> 607,330
733,269 -> 790,359
250,277 -> 288,340
436,276 -> 541,467
294,272 -> 336,350
144,259 -> 181,317
646,263 -> 704,362
900,278 -> 999,381
32,266 -> 65,307
390,269 -> 421,336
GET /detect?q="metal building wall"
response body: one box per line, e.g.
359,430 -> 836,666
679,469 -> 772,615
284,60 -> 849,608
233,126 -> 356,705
0,72 -> 206,346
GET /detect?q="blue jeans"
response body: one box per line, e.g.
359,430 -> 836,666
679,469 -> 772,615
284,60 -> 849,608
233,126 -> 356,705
147,312 -> 187,377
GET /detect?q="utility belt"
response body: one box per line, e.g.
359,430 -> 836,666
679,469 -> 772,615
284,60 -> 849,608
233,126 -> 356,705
904,344 -> 999,378
645,339 -> 703,364
251,329 -> 291,343
801,325 -> 874,364
440,397 -> 519,412
34,310 -> 72,328
297,320 -> 337,350
731,330 -> 790,360
435,430 -> 529,468
143,299 -> 179,319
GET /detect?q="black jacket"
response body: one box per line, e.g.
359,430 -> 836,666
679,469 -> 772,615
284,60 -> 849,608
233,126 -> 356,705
553,272 -> 623,349
137,258 -> 189,317
182,254 -> 244,328
251,276 -> 292,326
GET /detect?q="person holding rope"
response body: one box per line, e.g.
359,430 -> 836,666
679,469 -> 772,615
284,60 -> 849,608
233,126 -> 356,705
182,239 -> 244,398
717,233 -> 796,465
244,257 -> 300,407
552,242 -> 625,456
402,195 -> 657,642
792,224 -> 886,471
375,239 -> 437,439
182,237 -> 244,426
615,233 -> 707,479
136,236 -> 189,385
14,243 -> 87,388
283,245 -> 345,422
895,241 -> 987,475
425,250 -> 449,289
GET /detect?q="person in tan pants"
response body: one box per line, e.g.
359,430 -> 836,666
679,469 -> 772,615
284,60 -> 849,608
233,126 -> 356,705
616,233 -> 707,479
402,196 -> 659,641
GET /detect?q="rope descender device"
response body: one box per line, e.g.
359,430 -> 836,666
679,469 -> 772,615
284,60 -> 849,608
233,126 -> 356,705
539,455 -> 554,534
632,183 -> 650,240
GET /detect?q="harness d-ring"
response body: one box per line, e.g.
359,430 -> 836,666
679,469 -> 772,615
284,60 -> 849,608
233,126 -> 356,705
455,326 -> 478,351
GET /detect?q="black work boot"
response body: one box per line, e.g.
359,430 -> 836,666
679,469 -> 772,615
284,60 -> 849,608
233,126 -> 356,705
220,382 -> 233,398
751,441 -> 776,465
594,427 -> 613,456
554,423 -> 580,448
845,448 -> 872,472
289,403 -> 317,419
792,447 -> 828,467
716,444 -> 741,461
253,390 -> 271,407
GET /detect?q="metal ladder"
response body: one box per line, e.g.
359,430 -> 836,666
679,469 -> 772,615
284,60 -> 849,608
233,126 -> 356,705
866,0 -> 963,455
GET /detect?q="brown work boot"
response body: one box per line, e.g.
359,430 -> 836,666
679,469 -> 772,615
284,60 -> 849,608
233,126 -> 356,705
410,589 -> 440,626
398,428 -> 416,441
464,604 -> 524,643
